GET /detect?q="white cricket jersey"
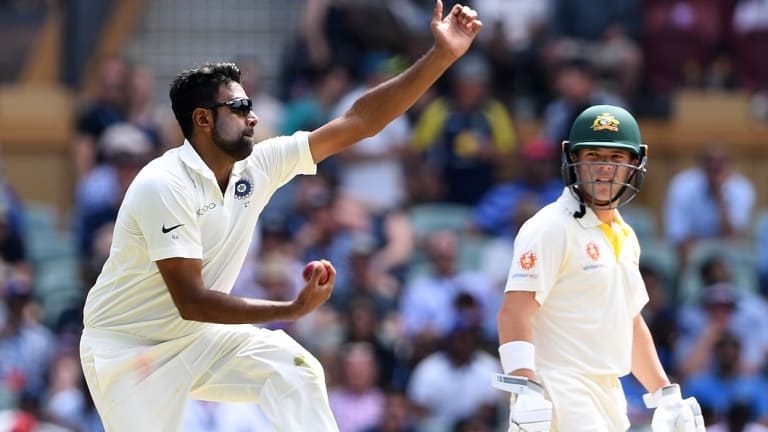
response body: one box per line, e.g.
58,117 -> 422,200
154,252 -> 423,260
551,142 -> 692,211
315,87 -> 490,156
83,132 -> 316,340
504,188 -> 648,376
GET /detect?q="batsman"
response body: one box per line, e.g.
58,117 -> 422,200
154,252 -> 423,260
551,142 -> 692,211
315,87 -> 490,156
494,105 -> 706,431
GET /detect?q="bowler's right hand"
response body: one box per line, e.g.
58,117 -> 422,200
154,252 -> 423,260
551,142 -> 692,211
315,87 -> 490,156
293,259 -> 335,317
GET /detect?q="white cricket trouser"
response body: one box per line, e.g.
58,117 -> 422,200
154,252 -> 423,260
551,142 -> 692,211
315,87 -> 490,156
538,369 -> 630,432
80,324 -> 339,432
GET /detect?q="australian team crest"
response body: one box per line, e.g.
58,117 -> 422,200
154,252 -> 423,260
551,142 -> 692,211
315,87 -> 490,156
591,112 -> 620,132
519,251 -> 537,271
234,178 -> 253,200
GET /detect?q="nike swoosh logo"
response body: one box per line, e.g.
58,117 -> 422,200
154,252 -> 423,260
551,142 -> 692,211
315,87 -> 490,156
161,224 -> 184,233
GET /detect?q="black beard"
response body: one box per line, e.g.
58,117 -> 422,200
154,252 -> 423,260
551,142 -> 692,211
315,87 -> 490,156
212,127 -> 253,160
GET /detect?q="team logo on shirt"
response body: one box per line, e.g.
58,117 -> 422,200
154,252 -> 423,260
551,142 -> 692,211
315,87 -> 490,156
519,251 -> 537,271
591,113 -> 620,132
234,178 -> 253,200
586,242 -> 600,261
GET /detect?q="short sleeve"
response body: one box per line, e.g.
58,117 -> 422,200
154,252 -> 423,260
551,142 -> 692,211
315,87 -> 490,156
249,131 -> 317,193
504,216 -> 569,305
126,174 -> 203,262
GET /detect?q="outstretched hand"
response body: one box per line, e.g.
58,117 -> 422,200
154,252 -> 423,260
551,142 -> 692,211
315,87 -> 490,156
431,1 -> 483,60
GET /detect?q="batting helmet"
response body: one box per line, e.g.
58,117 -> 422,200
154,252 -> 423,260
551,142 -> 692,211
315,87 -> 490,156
561,105 -> 647,210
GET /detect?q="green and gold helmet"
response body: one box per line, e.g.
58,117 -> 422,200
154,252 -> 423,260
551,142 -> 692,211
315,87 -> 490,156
561,105 -> 648,210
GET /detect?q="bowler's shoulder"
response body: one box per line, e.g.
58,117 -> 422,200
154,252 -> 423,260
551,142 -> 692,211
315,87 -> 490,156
126,152 -> 192,200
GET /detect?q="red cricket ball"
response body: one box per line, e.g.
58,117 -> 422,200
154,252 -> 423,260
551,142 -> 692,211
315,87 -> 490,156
303,260 -> 329,284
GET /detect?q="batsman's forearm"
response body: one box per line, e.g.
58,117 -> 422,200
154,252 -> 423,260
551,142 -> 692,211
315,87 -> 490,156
497,293 -> 538,379
347,46 -> 455,136
631,315 -> 671,393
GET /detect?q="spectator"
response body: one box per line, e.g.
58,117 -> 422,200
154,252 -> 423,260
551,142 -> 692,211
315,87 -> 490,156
364,389 -> 417,432
684,332 -> 768,426
328,342 -> 386,432
706,401 -> 768,432
339,296 -> 398,388
331,234 -> 401,315
758,212 -> 768,298
471,136 -> 562,240
279,63 -> 350,182
73,123 -> 153,273
293,190 -> 357,293
125,64 -> 165,153
547,0 -> 643,99
280,64 -> 350,137
642,0 -> 730,95
71,56 -> 130,179
332,52 -> 411,217
539,58 -> 625,147
410,52 -> 517,205
247,253 -> 303,333
663,145 -> 756,263
281,0 -> 409,101
0,174 -> 28,266
43,352 -> 103,432
675,282 -> 768,379
731,0 -> 768,122
230,218 -> 304,314
0,284 -> 56,410
236,58 -> 285,143
406,320 -> 501,431
399,230 -> 501,342
471,0 -> 552,114
731,0 -> 768,94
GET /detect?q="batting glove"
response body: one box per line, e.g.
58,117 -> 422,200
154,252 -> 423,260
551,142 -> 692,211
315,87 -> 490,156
492,374 -> 552,432
685,397 -> 706,432
643,384 -> 704,432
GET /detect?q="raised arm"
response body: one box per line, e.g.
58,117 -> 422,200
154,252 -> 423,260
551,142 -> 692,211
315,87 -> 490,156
308,1 -> 482,163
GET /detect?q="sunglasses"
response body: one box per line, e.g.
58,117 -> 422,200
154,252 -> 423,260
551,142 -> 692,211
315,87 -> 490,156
204,98 -> 253,116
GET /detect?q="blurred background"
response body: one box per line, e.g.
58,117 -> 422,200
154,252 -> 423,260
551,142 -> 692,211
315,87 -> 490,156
0,0 -> 767,431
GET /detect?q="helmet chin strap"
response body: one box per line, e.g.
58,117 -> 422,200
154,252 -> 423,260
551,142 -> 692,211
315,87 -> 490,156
573,185 -> 620,215
573,199 -> 587,219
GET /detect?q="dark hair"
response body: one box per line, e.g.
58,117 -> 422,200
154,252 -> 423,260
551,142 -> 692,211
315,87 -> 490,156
556,57 -> 595,79
169,62 -> 241,139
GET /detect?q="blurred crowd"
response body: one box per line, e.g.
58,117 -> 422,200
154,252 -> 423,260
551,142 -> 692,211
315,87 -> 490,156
1,0 -> 768,431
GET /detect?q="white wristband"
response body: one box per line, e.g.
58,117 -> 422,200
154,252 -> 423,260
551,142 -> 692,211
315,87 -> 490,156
498,340 -> 536,374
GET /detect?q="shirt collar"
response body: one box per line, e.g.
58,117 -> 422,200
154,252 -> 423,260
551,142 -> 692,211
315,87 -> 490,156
179,139 -> 253,184
179,140 -> 216,181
